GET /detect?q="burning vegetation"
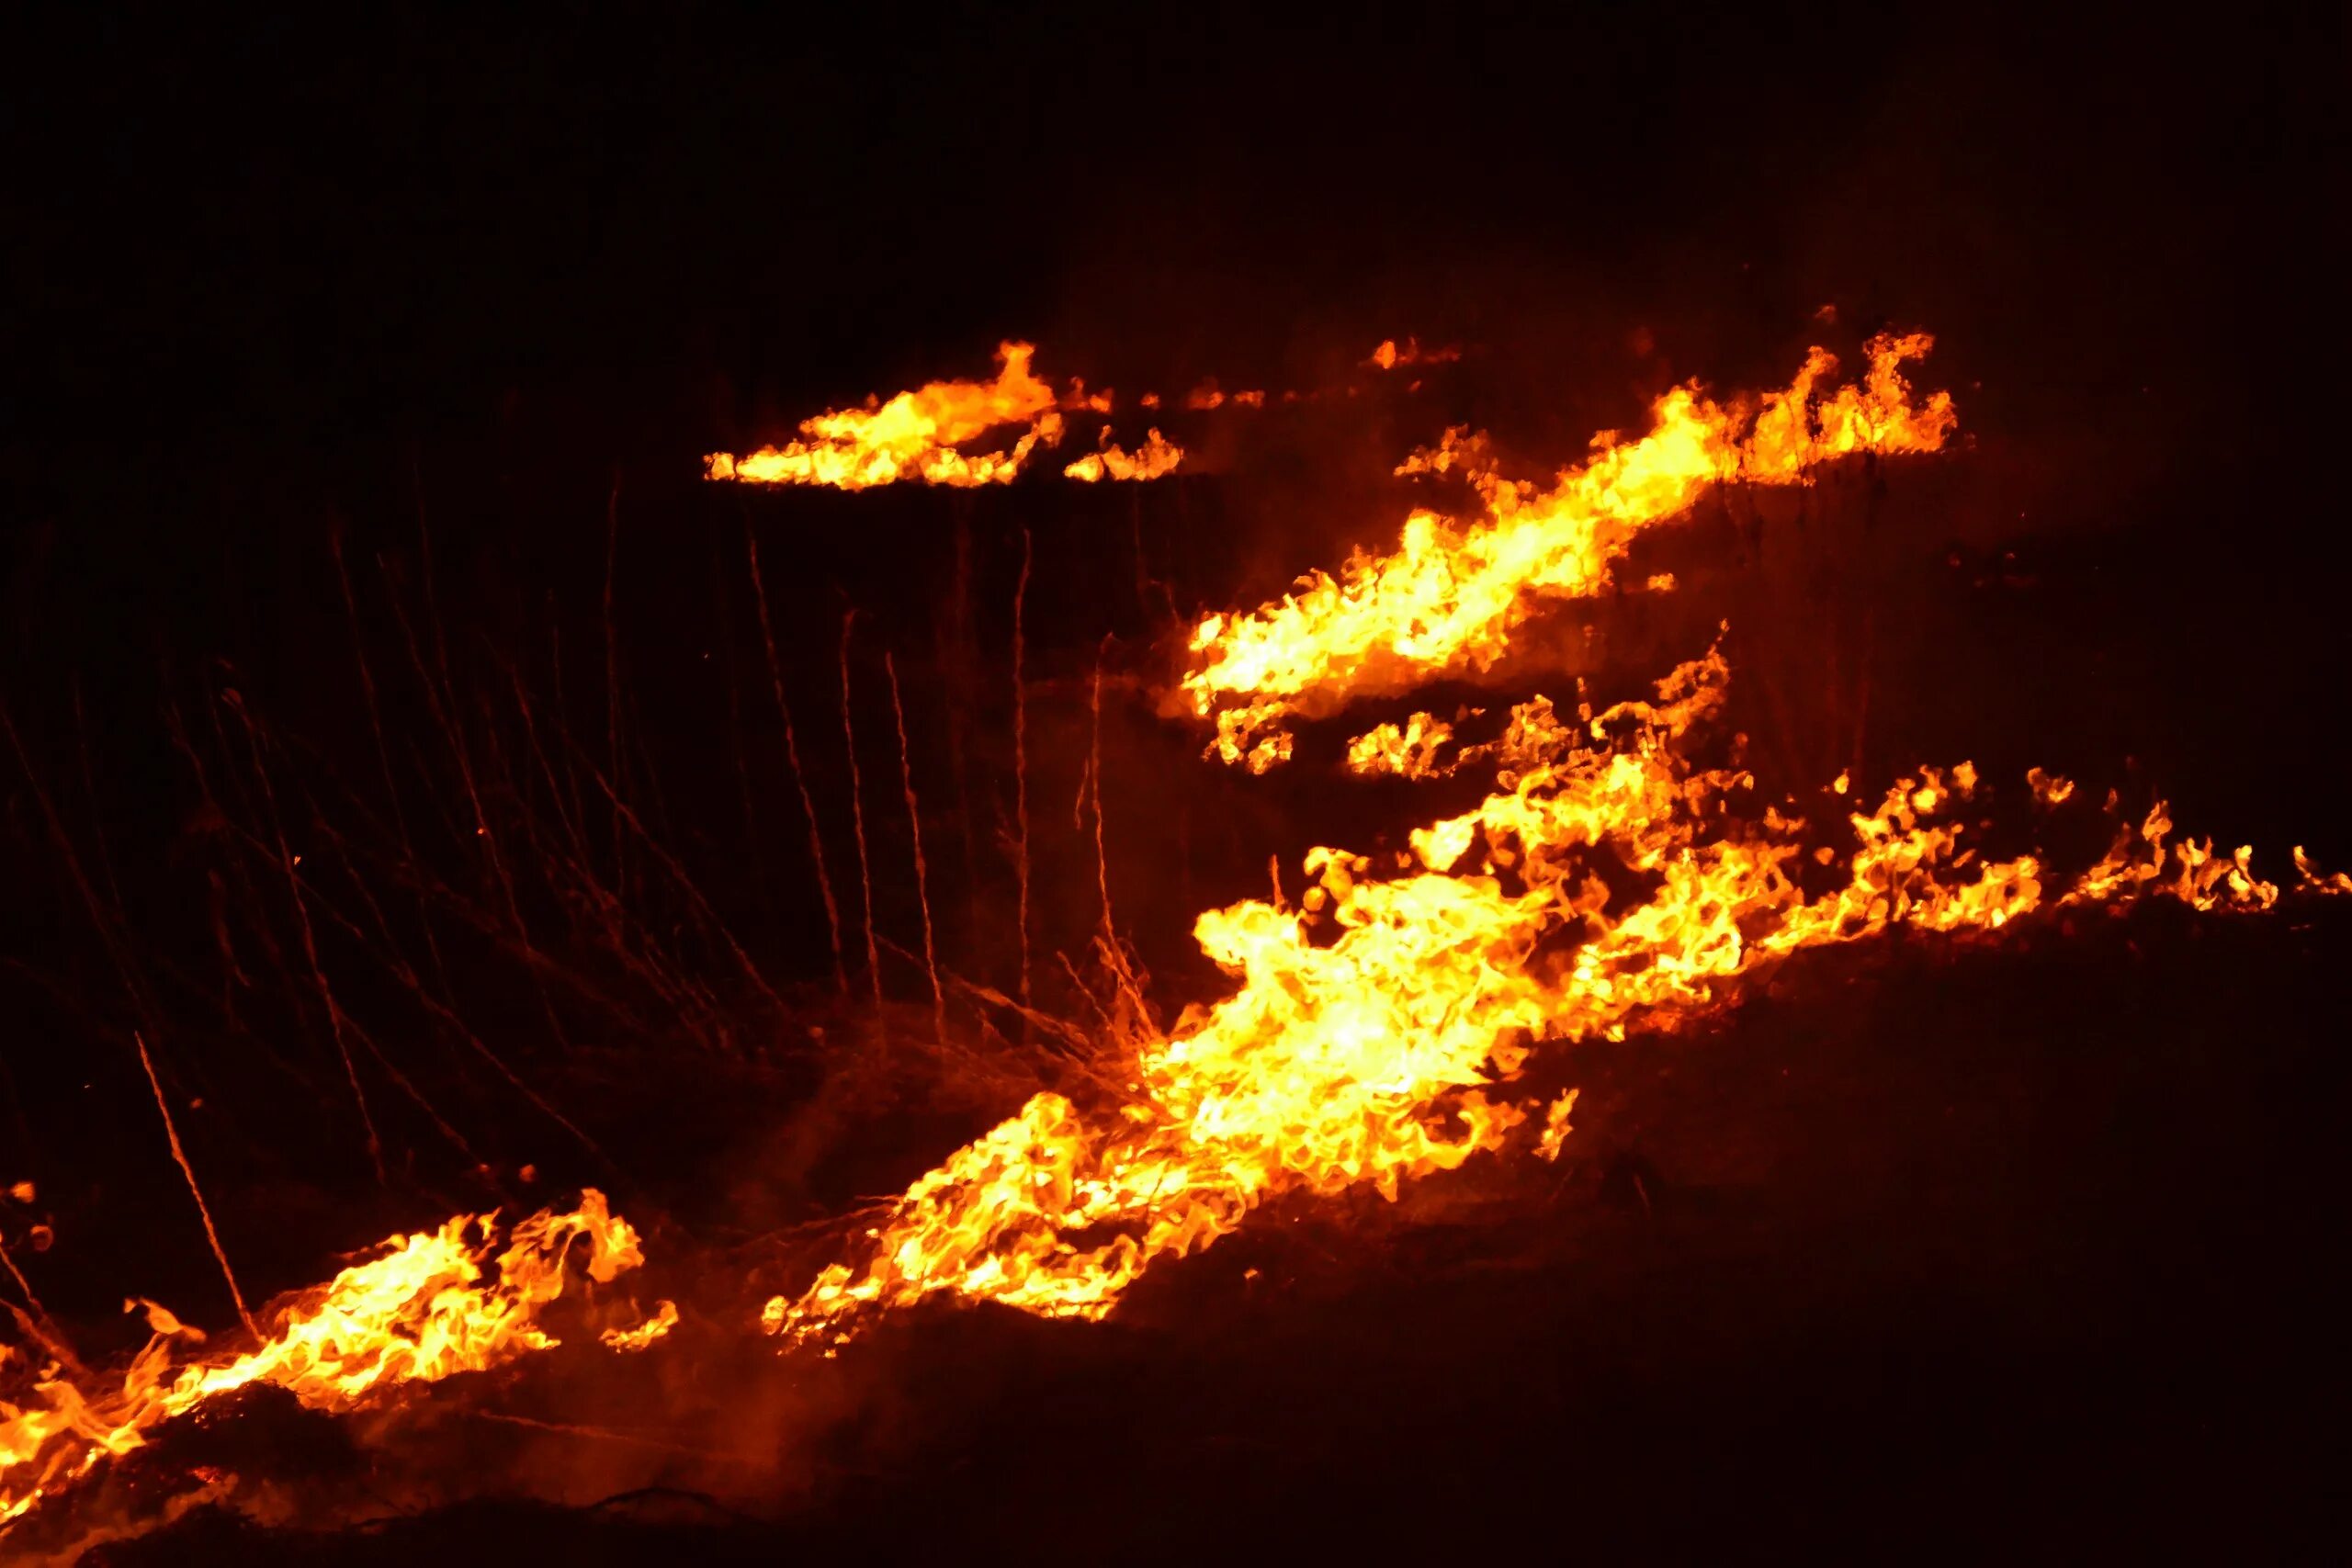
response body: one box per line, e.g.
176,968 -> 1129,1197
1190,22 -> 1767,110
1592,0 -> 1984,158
705,340 -> 1068,490
707,341 -> 1201,491
757,333 -> 2316,1352
2,1192 -> 662,1527
1183,333 -> 1956,770
1063,427 -> 1184,483
2,322 -> 2342,1558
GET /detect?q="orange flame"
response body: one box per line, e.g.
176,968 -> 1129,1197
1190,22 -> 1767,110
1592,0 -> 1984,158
599,1298 -> 679,1352
1344,712 -> 1460,777
706,342 -> 1064,489
1182,379 -> 1268,412
1368,337 -> 1462,370
1064,428 -> 1185,483
760,336 -> 2326,1354
1185,334 -> 1957,765
1535,1089 -> 1580,1163
761,642 -> 2301,1349
1059,378 -> 1114,413
2,1191 -> 654,1527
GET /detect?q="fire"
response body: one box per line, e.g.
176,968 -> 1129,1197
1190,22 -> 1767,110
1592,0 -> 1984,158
2,1191 -> 654,1528
760,333 -> 2330,1354
767,635 -> 2301,1348
705,344 -> 1239,488
1344,712 -> 1460,777
706,341 -> 1065,490
1182,380 -> 1267,411
1368,337 -> 1461,370
1535,1089 -> 1580,1163
2295,847 -> 2352,895
599,1297 -> 680,1352
1064,427 -> 1184,483
1183,333 -> 1957,764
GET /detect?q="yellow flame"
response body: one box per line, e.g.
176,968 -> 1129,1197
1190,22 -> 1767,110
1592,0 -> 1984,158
1535,1089 -> 1580,1163
1368,337 -> 1461,370
1064,428 -> 1184,483
3,1191 -> 653,1526
706,342 -> 1063,490
760,336 -> 2324,1354
2294,846 -> 2352,895
1345,713 -> 1459,777
1183,334 -> 1957,764
599,1298 -> 679,1352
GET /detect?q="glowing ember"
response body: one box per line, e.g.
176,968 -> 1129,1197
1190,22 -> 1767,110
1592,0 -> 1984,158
767,633 -> 2300,1347
1368,337 -> 1461,370
2,1191 -> 655,1527
706,341 -> 1064,490
1184,333 -> 1956,764
1060,378 -> 1114,413
1065,427 -> 1184,483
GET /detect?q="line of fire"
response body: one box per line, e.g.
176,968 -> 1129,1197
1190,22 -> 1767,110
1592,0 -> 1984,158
5,13 -> 2339,1562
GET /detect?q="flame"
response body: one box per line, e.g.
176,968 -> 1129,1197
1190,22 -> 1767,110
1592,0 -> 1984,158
2294,846 -> 2352,895
1182,380 -> 1267,412
1183,334 -> 1957,764
2,1191 -> 653,1527
1344,712 -> 1459,777
1535,1089 -> 1580,1163
706,341 -> 1064,489
1064,428 -> 1185,483
703,344 -> 1267,488
764,647 -> 2300,1348
1368,337 -> 1461,370
2064,797 -> 2281,913
1060,378 -> 1114,413
759,334 -> 2331,1353
599,1298 -> 679,1352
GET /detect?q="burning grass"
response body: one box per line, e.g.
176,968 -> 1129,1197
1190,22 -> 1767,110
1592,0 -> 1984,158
3,323 -> 2345,1557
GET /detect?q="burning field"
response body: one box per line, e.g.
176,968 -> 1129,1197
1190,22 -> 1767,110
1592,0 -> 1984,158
3,317 -> 2345,1561
4,14 -> 2342,1562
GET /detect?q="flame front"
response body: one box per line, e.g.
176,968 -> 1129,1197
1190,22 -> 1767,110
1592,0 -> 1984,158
1,1190 -> 650,1526
1185,334 -> 1956,767
1346,712 -> 1463,777
763,335 -> 2323,1352
1368,337 -> 1461,370
1065,427 -> 1184,483
707,341 -> 1064,490
769,652 -> 2291,1346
